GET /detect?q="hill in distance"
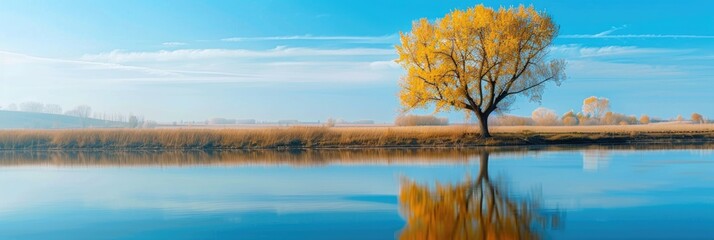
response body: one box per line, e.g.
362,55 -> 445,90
0,110 -> 126,129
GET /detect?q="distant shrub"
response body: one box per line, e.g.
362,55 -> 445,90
561,111 -> 579,126
491,115 -> 533,126
531,107 -> 559,126
395,114 -> 448,126
602,112 -> 638,125
691,113 -> 704,124
676,115 -> 684,122
324,118 -> 336,127
576,113 -> 598,126
639,115 -> 650,124
562,117 -> 578,126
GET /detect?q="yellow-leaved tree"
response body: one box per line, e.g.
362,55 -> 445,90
399,151 -> 561,239
396,5 -> 565,137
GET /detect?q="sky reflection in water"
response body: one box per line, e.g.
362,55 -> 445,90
0,147 -> 713,239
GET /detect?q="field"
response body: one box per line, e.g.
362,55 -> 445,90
0,124 -> 713,150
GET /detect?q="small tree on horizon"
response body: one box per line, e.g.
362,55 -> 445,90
691,113 -> 704,124
639,115 -> 650,124
582,96 -> 610,119
562,110 -> 578,126
395,5 -> 565,137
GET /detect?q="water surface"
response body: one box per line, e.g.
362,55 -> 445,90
0,146 -> 713,239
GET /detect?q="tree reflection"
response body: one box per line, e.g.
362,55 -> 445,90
398,152 -> 561,240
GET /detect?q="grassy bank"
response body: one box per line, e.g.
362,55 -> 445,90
1,124 -> 713,150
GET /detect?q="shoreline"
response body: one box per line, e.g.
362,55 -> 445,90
0,125 -> 713,150
0,143 -> 712,167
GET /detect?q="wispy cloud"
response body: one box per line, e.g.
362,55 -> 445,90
550,44 -> 684,58
80,47 -> 395,63
221,34 -> 397,43
562,34 -> 714,39
593,25 -> 628,37
561,26 -> 714,39
162,42 -> 188,47
0,50 -> 181,77
2,48 -> 401,85
566,59 -> 685,80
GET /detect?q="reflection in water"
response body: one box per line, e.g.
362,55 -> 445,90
0,148 -> 522,167
0,144 -> 711,167
399,152 -> 561,240
582,149 -> 610,171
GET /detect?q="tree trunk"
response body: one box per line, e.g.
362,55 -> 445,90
476,113 -> 492,138
478,151 -> 490,179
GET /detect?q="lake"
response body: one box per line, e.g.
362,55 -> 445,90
0,146 -> 713,239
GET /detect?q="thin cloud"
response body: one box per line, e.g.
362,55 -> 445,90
81,47 -> 395,63
567,59 -> 685,80
2,49 -> 401,84
162,42 -> 188,46
0,50 -> 180,77
562,34 -> 714,39
561,26 -> 714,39
221,34 -> 397,43
550,44 -> 684,58
593,25 -> 628,37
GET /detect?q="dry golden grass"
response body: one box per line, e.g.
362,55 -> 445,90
0,124 -> 713,150
490,124 -> 714,133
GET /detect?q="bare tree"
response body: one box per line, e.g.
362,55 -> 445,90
19,101 -> 45,113
75,105 -> 92,119
65,105 -> 93,128
128,115 -> 139,128
43,104 -> 63,114
582,96 -> 610,119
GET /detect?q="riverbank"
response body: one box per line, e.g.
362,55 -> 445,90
1,124 -> 713,150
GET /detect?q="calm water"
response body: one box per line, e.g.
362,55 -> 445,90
0,147 -> 713,239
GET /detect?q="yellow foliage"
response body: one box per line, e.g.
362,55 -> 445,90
395,4 -> 565,137
398,152 -> 560,239
691,113 -> 704,124
639,115 -> 650,124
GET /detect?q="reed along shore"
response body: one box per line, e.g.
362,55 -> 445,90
0,125 -> 713,150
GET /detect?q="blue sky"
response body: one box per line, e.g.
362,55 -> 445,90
1,0 -> 713,122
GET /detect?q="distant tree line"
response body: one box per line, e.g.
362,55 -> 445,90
3,102 -> 158,128
491,96 -> 708,126
395,114 -> 449,126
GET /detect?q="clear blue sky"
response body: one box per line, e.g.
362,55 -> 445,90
1,0 -> 713,122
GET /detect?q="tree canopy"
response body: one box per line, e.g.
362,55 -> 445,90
398,152 -> 561,239
582,96 -> 610,119
396,4 -> 565,137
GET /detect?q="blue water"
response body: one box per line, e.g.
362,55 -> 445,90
0,147 -> 713,239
